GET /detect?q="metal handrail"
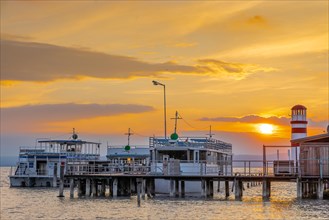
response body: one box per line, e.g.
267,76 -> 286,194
63,158 -> 329,177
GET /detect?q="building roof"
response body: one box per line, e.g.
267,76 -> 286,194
38,140 -> 100,145
291,105 -> 307,110
291,132 -> 329,144
107,147 -> 150,158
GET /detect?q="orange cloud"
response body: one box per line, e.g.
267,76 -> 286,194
199,115 -> 327,128
247,15 -> 267,25
1,103 -> 154,133
1,39 -> 197,82
197,59 -> 276,79
1,39 -> 276,82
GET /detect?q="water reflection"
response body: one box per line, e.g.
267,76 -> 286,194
1,167 -> 328,219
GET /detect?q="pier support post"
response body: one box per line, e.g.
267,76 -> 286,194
86,178 -> 91,196
206,180 -> 210,197
217,181 -> 221,192
130,178 -> 135,196
100,179 -> 106,197
180,181 -> 185,197
146,179 -> 151,198
108,179 -> 112,197
149,178 -> 155,197
234,180 -> 243,201
146,179 -> 154,198
170,179 -> 174,197
141,179 -> 146,199
69,178 -> 74,198
201,179 -> 206,197
302,182 -> 307,198
126,178 -> 131,196
77,179 -> 82,197
113,178 -> 118,198
92,179 -> 97,197
53,164 -> 57,188
175,180 -> 179,197
137,178 -> 142,207
297,178 -> 302,199
151,178 -> 155,197
317,179 -> 324,200
209,180 -> 214,197
146,178 -> 155,198
225,180 -> 230,198
58,162 -> 65,197
262,179 -> 271,200
310,182 -> 314,196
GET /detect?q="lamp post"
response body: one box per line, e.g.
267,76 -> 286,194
152,80 -> 167,139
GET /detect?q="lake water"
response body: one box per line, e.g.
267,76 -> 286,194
1,167 -> 328,219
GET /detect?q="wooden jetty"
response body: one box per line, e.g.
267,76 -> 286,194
58,133 -> 329,202
59,162 -> 329,202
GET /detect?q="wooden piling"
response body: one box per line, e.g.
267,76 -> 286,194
175,180 -> 179,197
108,179 -> 112,197
170,179 -> 174,197
77,179 -> 83,197
113,178 -> 118,197
209,180 -> 214,197
130,178 -> 135,196
100,179 -> 106,197
297,178 -> 302,199
141,179 -> 146,199
317,179 -> 324,199
86,178 -> 91,196
137,178 -> 142,207
180,181 -> 185,197
53,164 -> 57,188
92,179 -> 97,197
58,162 -> 65,197
206,180 -> 210,197
146,179 -> 151,198
201,179 -> 206,197
234,180 -> 242,201
69,178 -> 74,198
225,180 -> 230,198
262,179 -> 271,200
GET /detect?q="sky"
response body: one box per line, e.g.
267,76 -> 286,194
1,1 -> 328,158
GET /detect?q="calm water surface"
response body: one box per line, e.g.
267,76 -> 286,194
1,167 -> 328,219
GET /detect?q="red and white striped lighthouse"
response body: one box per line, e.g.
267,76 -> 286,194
290,105 -> 308,163
290,104 -> 308,144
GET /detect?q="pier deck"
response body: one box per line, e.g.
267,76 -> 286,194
57,158 -> 329,202
61,172 -> 329,201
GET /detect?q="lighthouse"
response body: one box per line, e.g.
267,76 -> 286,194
290,105 -> 308,166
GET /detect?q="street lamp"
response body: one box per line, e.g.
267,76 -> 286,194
152,80 -> 167,139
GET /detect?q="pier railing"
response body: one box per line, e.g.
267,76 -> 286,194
64,158 -> 329,178
66,162 -> 151,175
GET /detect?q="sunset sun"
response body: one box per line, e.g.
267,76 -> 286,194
258,124 -> 274,134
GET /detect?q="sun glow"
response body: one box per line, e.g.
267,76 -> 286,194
258,124 -> 274,134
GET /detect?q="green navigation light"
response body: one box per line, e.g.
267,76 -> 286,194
124,145 -> 131,151
170,133 -> 178,140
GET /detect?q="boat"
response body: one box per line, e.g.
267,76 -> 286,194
9,129 -> 100,187
105,128 -> 150,174
149,111 -> 233,194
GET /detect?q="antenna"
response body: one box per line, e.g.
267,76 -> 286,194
124,128 -> 134,146
206,125 -> 214,138
171,111 -> 182,134
72,128 -> 78,140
